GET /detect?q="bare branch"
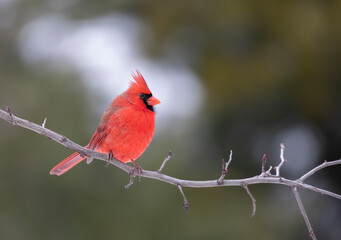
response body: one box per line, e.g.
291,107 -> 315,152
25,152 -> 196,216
225,150 -> 233,170
259,154 -> 273,177
217,150 -> 233,185
299,159 -> 341,182
243,184 -> 256,218
266,166 -> 273,175
42,118 -> 47,128
0,108 -> 340,194
1,107 -> 341,239
177,184 -> 189,213
291,187 -> 317,240
157,151 -> 172,173
275,143 -> 287,176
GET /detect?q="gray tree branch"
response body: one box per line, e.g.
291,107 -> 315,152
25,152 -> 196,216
292,187 -> 317,240
1,107 -> 340,239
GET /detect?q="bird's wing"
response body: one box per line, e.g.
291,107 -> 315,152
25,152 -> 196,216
87,106 -> 117,149
88,124 -> 111,149
87,98 -> 127,150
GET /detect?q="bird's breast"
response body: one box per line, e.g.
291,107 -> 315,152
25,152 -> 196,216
96,107 -> 156,163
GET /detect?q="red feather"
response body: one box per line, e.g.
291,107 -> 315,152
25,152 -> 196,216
50,71 -> 160,176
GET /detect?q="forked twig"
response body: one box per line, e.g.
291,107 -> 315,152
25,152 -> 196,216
217,150 -> 233,185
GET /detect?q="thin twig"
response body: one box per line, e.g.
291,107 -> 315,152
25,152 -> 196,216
217,150 -> 233,185
265,166 -> 273,175
275,143 -> 287,176
42,118 -> 47,128
259,154 -> 273,177
225,150 -> 233,170
291,187 -> 317,240
177,184 -> 189,213
157,151 -> 172,173
299,159 -> 341,182
243,184 -> 256,218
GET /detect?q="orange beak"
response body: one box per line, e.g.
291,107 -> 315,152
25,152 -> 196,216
147,96 -> 161,106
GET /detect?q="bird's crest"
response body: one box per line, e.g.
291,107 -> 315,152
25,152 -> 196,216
129,70 -> 151,94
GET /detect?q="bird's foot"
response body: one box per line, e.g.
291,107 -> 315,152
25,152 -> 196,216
132,160 -> 143,182
105,151 -> 114,167
125,170 -> 135,189
124,161 -> 143,189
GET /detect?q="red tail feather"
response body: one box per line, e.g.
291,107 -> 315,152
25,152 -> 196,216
50,152 -> 86,176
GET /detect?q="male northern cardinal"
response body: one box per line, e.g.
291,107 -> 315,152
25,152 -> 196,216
50,71 -> 160,176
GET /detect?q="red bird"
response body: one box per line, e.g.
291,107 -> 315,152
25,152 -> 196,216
50,71 -> 160,176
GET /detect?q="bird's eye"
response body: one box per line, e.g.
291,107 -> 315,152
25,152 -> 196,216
139,93 -> 146,99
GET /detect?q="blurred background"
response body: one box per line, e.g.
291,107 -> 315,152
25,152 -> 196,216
1,0 -> 341,239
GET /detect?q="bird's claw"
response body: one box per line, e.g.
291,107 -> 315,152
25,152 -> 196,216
105,151 -> 114,167
125,161 -> 143,188
132,160 -> 143,182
